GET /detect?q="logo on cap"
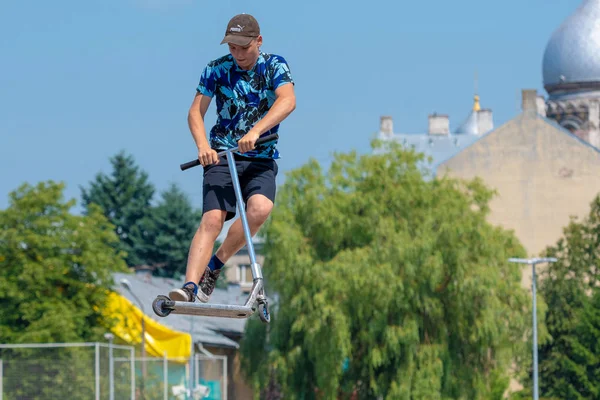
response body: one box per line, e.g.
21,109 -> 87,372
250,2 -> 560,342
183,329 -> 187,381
220,14 -> 260,46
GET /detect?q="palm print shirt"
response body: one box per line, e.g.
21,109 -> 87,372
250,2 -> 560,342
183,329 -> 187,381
197,52 -> 294,159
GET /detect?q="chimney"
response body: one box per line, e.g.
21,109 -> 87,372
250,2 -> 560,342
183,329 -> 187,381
536,96 -> 547,117
380,116 -> 394,137
522,89 -> 539,114
428,113 -> 450,135
477,109 -> 494,134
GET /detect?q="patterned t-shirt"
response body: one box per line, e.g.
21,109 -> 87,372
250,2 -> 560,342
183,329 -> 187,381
197,52 -> 294,159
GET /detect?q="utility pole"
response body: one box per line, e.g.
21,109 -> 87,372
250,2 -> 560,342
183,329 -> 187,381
508,257 -> 557,400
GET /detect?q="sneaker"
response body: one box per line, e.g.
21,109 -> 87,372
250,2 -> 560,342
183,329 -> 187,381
169,281 -> 198,302
198,267 -> 222,303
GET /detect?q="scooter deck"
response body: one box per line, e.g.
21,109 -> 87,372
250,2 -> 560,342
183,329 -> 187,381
165,299 -> 255,319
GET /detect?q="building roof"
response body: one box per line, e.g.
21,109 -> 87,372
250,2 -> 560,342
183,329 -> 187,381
440,112 -> 600,168
376,94 -> 493,172
380,132 -> 481,173
382,107 -> 600,177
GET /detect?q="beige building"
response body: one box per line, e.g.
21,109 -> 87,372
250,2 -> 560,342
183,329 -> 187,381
439,89 -> 600,258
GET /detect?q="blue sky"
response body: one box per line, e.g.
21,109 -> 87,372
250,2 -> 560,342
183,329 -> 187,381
0,0 -> 579,211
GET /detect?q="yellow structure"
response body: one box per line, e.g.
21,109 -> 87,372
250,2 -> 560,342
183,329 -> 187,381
104,291 -> 191,361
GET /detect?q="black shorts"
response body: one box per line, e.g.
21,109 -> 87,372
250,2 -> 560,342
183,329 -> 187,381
202,154 -> 278,221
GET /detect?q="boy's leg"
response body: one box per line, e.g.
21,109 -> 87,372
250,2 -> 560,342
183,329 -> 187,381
168,210 -> 226,302
186,209 -> 227,284
169,157 -> 236,302
215,194 -> 273,261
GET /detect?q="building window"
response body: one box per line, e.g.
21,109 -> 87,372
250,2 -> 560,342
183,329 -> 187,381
237,264 -> 253,285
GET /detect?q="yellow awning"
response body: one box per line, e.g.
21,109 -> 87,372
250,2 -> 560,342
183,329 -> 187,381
104,291 -> 191,361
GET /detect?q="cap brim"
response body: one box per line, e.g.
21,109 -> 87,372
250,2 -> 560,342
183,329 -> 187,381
220,34 -> 254,46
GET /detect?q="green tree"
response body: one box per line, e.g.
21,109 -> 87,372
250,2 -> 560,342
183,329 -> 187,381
0,180 -> 128,343
81,151 -> 155,267
575,290 -> 600,394
241,141 -> 534,399
535,195 -> 600,399
0,180 -> 129,399
147,183 -> 201,278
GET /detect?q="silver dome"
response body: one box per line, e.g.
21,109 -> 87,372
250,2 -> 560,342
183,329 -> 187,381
542,0 -> 600,89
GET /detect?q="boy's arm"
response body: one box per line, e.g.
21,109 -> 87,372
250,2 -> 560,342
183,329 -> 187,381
188,92 -> 218,165
237,83 -> 296,153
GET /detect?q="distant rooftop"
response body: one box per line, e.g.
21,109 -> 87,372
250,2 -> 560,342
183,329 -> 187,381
378,132 -> 481,173
375,95 -> 493,173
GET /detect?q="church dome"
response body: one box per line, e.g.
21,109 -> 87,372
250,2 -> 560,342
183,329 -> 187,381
542,0 -> 600,94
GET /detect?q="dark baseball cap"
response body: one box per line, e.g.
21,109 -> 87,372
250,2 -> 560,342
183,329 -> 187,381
220,14 -> 260,46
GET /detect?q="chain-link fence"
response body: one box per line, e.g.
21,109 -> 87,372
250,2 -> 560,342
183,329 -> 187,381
0,343 -> 228,400
0,342 -> 135,400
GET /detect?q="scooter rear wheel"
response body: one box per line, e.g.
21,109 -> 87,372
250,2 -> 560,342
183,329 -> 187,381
258,302 -> 270,324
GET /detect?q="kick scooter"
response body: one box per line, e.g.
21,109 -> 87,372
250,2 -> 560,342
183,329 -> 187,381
151,133 -> 278,324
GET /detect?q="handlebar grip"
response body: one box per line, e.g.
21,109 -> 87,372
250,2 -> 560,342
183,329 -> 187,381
254,133 -> 279,146
180,159 -> 200,171
179,133 -> 279,171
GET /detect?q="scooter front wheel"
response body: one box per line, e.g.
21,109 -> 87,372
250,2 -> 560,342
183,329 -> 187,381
152,295 -> 173,317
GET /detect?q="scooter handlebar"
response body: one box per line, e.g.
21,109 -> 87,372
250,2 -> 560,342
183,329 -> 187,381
180,133 -> 279,171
